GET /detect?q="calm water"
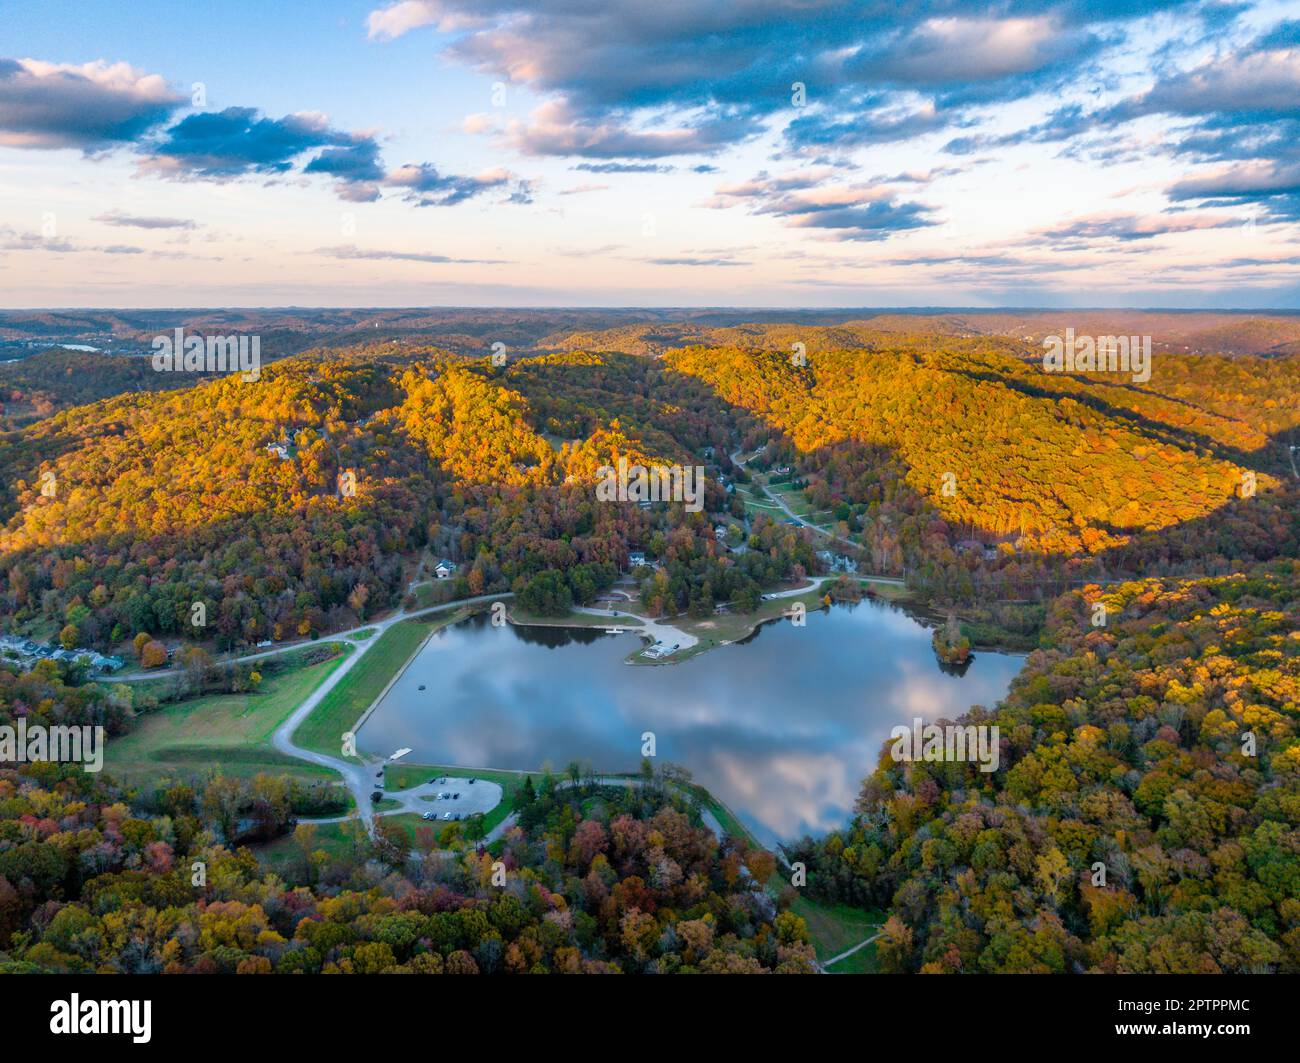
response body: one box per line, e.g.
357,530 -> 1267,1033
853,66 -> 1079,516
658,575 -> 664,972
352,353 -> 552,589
358,601 -> 1025,845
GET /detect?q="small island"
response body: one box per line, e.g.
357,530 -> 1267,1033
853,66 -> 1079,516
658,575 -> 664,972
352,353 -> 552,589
932,612 -> 972,668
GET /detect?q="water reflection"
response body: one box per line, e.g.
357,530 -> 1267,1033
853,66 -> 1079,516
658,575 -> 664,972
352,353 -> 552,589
358,600 -> 1024,846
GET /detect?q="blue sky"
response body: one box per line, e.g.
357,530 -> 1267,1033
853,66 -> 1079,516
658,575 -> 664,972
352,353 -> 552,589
2,0 -> 1298,307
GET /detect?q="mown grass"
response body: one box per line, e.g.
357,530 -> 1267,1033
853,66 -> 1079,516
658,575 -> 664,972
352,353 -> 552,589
292,616 -> 459,757
105,645 -> 351,786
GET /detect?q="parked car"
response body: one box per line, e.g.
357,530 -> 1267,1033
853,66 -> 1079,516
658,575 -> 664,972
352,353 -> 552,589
467,778 -> 476,785
421,811 -> 437,821
440,812 -> 453,820
453,792 -> 460,799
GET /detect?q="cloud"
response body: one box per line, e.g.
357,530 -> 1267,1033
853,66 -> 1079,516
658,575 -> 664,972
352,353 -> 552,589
316,245 -> 507,264
0,57 -> 183,149
707,170 -> 937,241
504,100 -> 758,159
644,256 -> 746,266
573,161 -> 674,174
144,107 -> 369,179
366,1 -> 448,41
1099,32 -> 1300,220
1114,46 -> 1300,120
93,210 -> 197,230
0,226 -> 146,254
944,103 -> 1098,154
383,162 -> 530,206
786,98 -> 956,151
1036,210 -> 1238,243
365,2 -> 1172,165
845,15 -> 1099,102
303,140 -> 386,182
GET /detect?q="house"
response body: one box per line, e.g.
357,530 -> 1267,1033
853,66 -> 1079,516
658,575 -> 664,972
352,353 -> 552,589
819,551 -> 858,574
628,551 -> 648,569
434,559 -> 458,580
715,525 -> 728,541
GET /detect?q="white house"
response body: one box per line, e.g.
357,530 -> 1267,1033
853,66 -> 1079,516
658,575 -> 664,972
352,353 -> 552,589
434,559 -> 457,579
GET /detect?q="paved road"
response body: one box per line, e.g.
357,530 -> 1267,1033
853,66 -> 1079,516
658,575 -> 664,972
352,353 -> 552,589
98,592 -> 514,683
260,593 -> 514,830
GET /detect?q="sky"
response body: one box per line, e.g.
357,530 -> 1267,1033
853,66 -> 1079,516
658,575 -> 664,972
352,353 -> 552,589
1,0 -> 1299,308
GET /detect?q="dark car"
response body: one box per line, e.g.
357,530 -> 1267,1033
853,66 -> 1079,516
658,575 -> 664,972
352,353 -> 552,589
453,793 -> 460,799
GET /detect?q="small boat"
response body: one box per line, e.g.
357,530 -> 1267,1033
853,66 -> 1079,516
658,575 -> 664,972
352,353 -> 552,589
418,684 -> 426,690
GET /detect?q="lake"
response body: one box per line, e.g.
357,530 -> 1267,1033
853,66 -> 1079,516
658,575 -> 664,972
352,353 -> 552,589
357,600 -> 1025,846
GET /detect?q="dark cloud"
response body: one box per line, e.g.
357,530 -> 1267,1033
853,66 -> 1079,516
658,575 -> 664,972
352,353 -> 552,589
707,170 -> 937,242
146,106 -> 362,178
304,140 -> 386,182
370,1 -> 1191,161
0,57 -> 183,150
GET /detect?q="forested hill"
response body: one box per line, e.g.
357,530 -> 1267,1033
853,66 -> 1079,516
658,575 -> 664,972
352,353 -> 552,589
665,341 -> 1295,552
0,337 -> 1294,654
790,564 -> 1300,973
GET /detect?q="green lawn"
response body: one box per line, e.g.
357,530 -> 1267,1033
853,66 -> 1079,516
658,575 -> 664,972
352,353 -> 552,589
105,645 -> 352,786
292,616 -> 454,757
789,896 -> 884,972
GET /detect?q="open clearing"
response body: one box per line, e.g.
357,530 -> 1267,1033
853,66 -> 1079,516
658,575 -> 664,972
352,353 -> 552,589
105,645 -> 352,786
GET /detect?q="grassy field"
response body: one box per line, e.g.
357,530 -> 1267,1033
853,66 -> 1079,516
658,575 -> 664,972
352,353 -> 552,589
292,613 -> 469,757
790,896 -> 884,972
105,645 -> 352,786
